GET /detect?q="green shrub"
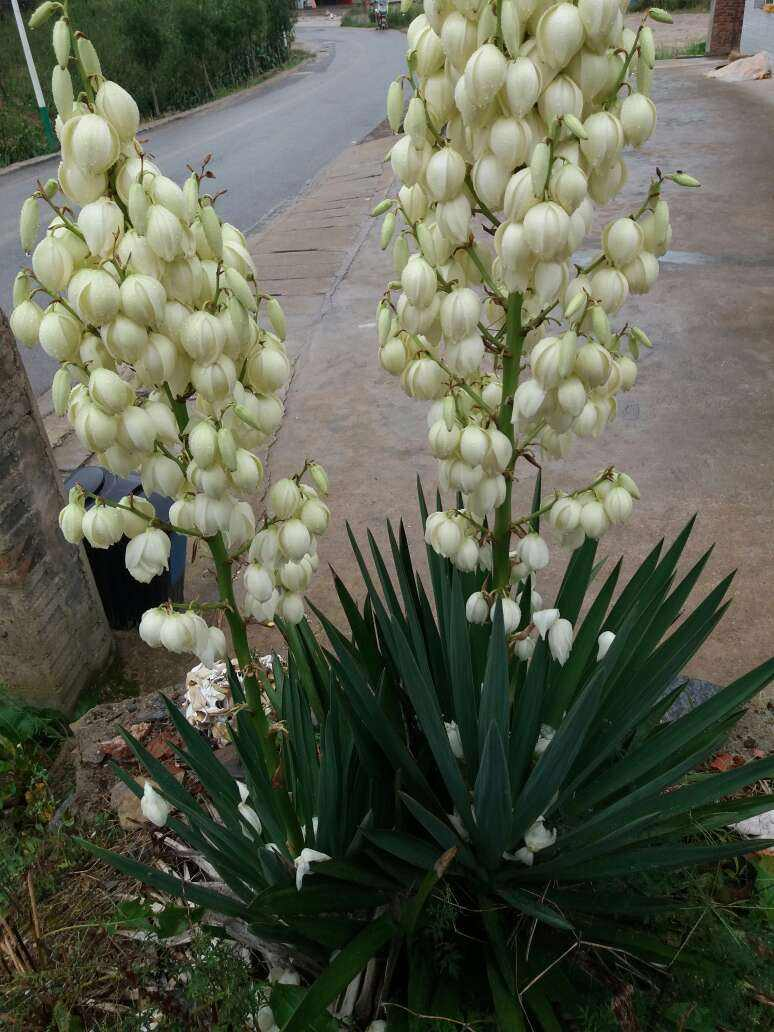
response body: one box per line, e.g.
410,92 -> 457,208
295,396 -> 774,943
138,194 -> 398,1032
629,0 -> 711,11
0,0 -> 296,166
83,484 -> 774,1028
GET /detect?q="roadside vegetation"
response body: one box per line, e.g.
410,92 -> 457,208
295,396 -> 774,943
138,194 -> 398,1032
0,0 -> 297,168
341,3 -> 423,29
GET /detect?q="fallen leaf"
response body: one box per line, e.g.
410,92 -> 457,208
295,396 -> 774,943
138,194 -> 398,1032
709,753 -> 735,771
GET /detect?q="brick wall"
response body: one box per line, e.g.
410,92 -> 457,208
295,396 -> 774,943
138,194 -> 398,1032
707,0 -> 747,55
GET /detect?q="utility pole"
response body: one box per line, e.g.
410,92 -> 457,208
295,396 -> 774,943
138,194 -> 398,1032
10,0 -> 58,152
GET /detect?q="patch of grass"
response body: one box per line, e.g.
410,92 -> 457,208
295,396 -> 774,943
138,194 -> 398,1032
209,47 -> 312,105
630,0 -> 710,11
657,39 -> 707,59
564,853 -> 774,1030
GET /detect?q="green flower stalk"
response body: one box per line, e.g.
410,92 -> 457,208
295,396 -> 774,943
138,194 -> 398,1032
374,0 -> 699,665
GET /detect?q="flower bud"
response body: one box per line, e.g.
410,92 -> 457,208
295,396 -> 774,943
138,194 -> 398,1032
278,592 -> 305,626
523,202 -> 570,261
39,304 -> 81,361
146,204 -> 183,262
63,113 -> 118,174
199,203 -> 223,259
279,519 -> 312,561
20,197 -> 40,253
580,499 -> 609,538
524,815 -> 556,852
519,533 -> 549,572
181,310 -> 225,365
269,478 -> 302,519
620,93 -> 656,148
88,368 -> 134,414
77,36 -> 101,77
547,617 -> 573,665
425,147 -> 466,203
29,2 -> 58,28
464,44 -> 507,108
300,497 -> 330,535
10,300 -> 43,348
465,591 -> 489,625
126,527 -> 171,583
188,419 -> 219,469
404,97 -> 427,149
82,503 -> 124,549
191,354 -> 237,403
440,287 -> 481,341
603,485 -> 634,524
514,378 -> 546,422
78,198 -> 124,258
52,65 -> 74,120
94,80 -> 139,141
213,427 -> 237,472
32,234 -> 74,294
140,781 -> 172,827
58,498 -> 85,544
536,3 -> 585,68
118,273 -> 166,327
118,494 -> 155,538
308,462 -> 329,497
68,268 -> 121,325
141,454 -> 185,500
489,117 -> 530,171
471,154 -> 509,210
529,142 -> 550,199
401,255 -> 437,308
387,80 -> 404,132
491,597 -> 521,634
603,217 -> 644,268
53,17 -> 70,67
380,211 -> 396,250
504,58 -> 541,119
648,7 -> 673,24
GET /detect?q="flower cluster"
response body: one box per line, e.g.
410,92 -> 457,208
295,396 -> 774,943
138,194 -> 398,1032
375,0 -> 696,651
12,3 -> 330,666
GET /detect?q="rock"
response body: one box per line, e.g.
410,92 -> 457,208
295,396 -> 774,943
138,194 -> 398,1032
70,691 -> 170,765
70,690 -> 173,820
214,742 -> 245,780
664,677 -> 720,722
707,52 -> 772,81
110,778 -> 147,829
733,810 -> 774,840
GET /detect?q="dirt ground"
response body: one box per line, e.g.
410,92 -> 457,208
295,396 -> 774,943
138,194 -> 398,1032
626,11 -> 710,51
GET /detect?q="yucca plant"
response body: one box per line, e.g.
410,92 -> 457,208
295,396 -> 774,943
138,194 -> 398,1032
82,482 -> 773,1029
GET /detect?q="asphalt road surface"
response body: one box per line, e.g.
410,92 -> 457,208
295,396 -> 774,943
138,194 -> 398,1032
0,21 -> 406,396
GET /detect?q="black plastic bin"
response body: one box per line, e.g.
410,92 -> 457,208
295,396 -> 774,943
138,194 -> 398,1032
64,466 -> 186,630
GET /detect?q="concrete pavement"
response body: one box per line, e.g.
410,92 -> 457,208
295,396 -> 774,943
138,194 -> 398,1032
0,22 -> 407,396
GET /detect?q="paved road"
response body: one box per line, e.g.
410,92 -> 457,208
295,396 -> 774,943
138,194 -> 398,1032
0,21 -> 406,395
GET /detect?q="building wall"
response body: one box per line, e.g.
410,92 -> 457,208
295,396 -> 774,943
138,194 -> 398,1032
740,0 -> 774,53
707,0 -> 747,55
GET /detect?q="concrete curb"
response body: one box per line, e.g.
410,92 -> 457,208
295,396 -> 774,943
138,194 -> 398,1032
0,46 -> 317,179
